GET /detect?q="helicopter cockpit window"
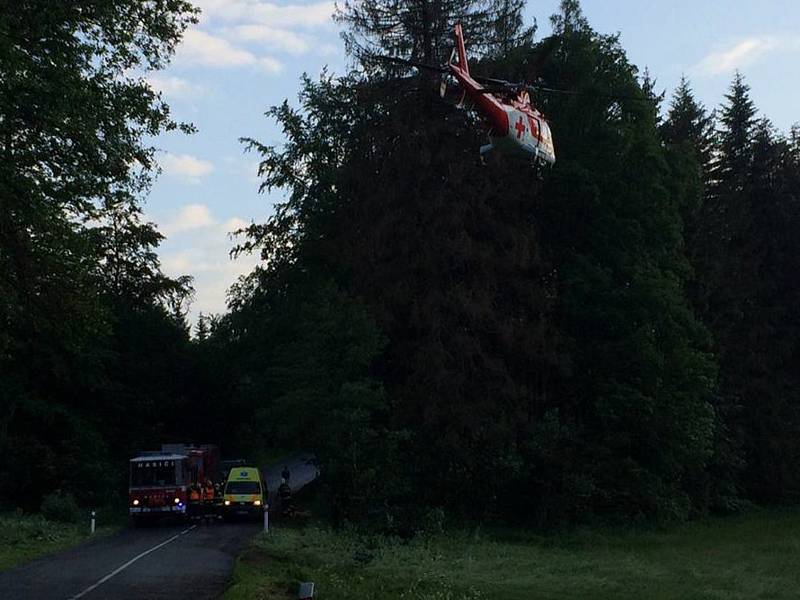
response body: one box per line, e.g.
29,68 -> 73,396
541,122 -> 552,145
527,116 -> 540,139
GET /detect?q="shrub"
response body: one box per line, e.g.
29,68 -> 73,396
41,492 -> 82,524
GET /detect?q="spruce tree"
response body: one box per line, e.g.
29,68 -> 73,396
662,77 -> 715,180
661,77 -> 715,265
727,119 -> 800,501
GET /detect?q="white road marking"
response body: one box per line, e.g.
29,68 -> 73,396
67,525 -> 197,600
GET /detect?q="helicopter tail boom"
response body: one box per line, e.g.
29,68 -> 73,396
454,23 -> 469,75
448,24 -> 509,137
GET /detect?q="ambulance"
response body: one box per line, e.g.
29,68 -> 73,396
222,466 -> 266,518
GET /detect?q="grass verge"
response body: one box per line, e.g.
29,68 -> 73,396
225,508 -> 800,600
0,513 -> 115,572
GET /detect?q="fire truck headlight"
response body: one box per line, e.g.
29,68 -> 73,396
132,499 -> 139,506
174,497 -> 180,504
224,500 -> 231,506
253,500 -> 261,506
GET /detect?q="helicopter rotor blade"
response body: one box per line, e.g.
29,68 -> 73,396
372,55 -> 449,74
373,54 -> 654,104
525,84 -> 654,103
471,74 -> 515,87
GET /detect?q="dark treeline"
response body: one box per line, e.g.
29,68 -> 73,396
0,1 -> 200,510
2,0 -> 799,527
197,0 -> 800,525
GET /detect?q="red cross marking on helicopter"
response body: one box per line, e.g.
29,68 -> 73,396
514,116 -> 526,138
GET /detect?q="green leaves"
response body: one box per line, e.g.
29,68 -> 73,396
0,0 -> 197,509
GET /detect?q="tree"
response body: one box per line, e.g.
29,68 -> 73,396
736,120 -> 800,499
336,0 -> 534,67
235,48 -> 564,514
0,0 -> 198,509
227,0 -> 724,524
662,77 -> 715,173
661,77 -> 716,269
533,0 -> 716,520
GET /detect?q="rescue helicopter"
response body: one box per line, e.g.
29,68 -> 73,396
379,24 -> 557,166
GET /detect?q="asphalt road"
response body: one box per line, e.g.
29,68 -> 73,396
0,452 -> 317,600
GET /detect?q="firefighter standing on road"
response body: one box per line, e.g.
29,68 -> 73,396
278,478 -> 293,517
189,484 -> 201,501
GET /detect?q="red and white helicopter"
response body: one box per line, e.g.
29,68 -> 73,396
380,24 -> 557,165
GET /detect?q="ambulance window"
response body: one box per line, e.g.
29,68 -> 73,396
226,481 -> 260,494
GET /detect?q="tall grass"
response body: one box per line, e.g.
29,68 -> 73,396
226,508 -> 800,600
0,513 -> 112,572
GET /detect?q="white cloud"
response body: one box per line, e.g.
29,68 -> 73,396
175,28 -> 284,72
195,0 -> 334,27
258,56 -> 284,73
146,75 -> 204,98
226,24 -> 310,54
178,29 -> 256,67
162,153 -> 214,184
158,209 -> 261,320
221,216 -> 250,233
162,252 -> 194,273
694,36 -> 800,76
162,203 -> 216,235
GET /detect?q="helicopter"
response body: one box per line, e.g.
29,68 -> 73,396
379,23 -> 557,166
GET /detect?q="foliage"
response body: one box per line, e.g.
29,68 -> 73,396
225,0 -> 723,524
40,492 -> 82,524
0,0 -> 198,510
337,0 -> 534,66
529,2 -> 717,521
3,0 -> 800,532
667,73 -> 800,505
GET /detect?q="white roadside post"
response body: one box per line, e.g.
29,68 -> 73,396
90,510 -> 96,535
263,504 -> 269,533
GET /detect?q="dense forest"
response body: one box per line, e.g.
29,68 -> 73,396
2,0 -> 799,527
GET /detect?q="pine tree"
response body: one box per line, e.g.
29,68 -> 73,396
687,73 -> 800,504
662,77 -> 715,177
661,77 -> 715,312
726,119 -> 800,501
660,78 -> 744,511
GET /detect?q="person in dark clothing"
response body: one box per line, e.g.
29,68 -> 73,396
278,478 -> 293,517
281,466 -> 291,482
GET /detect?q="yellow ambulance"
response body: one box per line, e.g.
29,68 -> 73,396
222,466 -> 266,518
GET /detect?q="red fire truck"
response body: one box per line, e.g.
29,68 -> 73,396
128,444 -> 220,525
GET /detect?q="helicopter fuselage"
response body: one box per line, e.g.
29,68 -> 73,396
449,24 -> 556,165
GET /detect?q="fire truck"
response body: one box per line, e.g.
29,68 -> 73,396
128,444 -> 220,525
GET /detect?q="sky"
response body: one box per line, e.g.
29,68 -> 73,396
145,0 -> 800,325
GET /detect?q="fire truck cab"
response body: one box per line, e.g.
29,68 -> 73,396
129,444 -> 221,525
129,453 -> 190,524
